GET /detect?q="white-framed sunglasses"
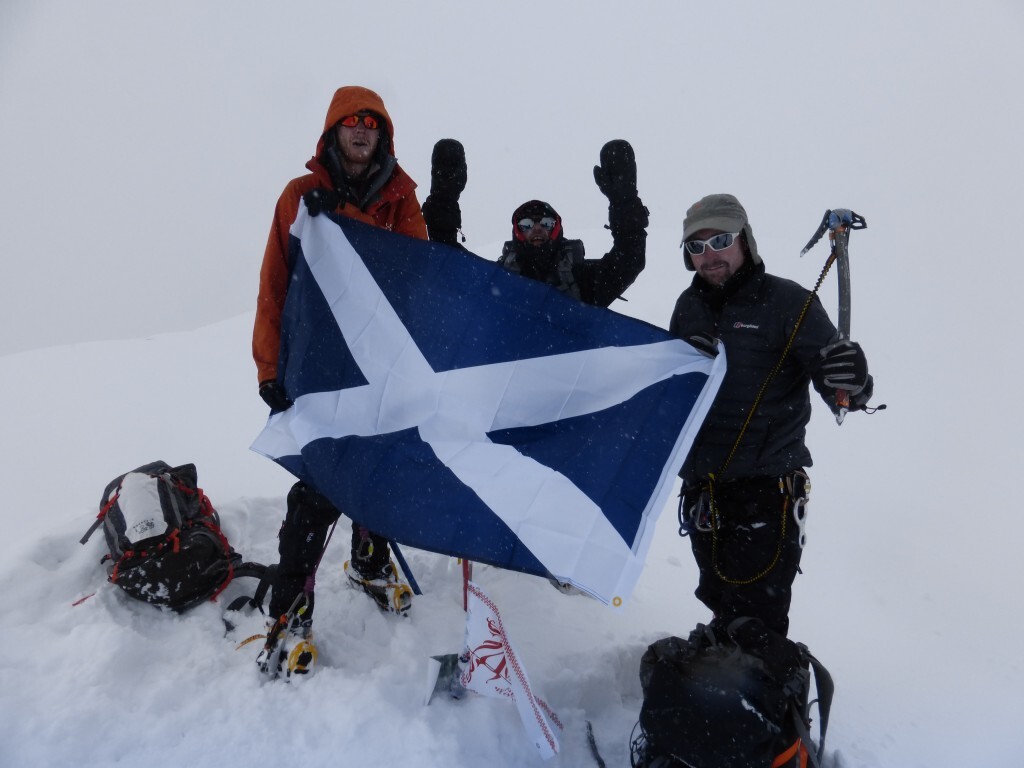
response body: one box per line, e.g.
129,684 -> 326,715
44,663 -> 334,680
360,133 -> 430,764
517,216 -> 558,233
681,231 -> 741,256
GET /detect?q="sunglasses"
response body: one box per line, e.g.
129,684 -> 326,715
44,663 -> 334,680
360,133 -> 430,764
517,216 -> 558,233
339,114 -> 380,130
682,231 -> 741,256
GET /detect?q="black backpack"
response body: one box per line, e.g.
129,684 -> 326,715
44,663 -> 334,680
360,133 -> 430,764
80,461 -> 266,612
633,618 -> 833,768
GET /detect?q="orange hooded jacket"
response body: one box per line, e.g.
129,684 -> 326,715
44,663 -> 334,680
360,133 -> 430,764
253,86 -> 428,383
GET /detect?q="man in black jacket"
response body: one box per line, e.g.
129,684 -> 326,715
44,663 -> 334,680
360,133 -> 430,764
671,193 -> 873,636
421,138 -> 648,309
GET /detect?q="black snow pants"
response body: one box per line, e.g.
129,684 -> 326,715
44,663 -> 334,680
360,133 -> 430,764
682,471 -> 808,637
269,481 -> 392,620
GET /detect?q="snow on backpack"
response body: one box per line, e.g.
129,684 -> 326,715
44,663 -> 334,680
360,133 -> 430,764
80,461 -> 266,612
631,617 -> 834,768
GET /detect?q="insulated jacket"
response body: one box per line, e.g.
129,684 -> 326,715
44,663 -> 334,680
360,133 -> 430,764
498,232 -> 645,308
670,261 -> 854,484
253,86 -> 428,383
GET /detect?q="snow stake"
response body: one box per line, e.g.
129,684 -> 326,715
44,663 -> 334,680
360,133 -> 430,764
424,558 -> 474,704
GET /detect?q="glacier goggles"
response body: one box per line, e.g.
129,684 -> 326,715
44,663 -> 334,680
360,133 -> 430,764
338,113 -> 380,130
516,216 -> 558,233
682,231 -> 741,256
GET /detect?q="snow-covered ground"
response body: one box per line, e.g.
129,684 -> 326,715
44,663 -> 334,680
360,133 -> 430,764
2,2 -> 1023,766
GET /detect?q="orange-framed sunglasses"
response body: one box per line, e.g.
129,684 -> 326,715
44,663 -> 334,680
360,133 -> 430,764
338,114 -> 380,130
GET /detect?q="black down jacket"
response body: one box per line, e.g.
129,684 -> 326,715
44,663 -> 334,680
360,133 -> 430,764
670,261 -> 865,484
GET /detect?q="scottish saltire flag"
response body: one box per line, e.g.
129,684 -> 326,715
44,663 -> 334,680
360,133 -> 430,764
459,582 -> 562,760
251,205 -> 725,606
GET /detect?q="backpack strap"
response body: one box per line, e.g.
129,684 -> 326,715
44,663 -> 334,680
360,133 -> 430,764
225,563 -> 275,614
499,240 -> 518,269
555,239 -> 584,300
80,489 -> 120,544
157,472 -> 187,528
794,649 -> 834,768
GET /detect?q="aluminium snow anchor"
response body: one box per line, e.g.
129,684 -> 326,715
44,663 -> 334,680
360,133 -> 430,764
800,208 -> 867,424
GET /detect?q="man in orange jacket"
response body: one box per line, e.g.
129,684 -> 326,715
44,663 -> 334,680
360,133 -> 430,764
253,86 -> 434,681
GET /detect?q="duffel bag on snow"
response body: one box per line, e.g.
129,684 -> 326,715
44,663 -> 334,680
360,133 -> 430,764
80,460 -> 265,612
631,617 -> 833,768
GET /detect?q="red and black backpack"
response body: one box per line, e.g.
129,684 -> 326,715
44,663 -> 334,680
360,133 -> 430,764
80,461 -> 265,612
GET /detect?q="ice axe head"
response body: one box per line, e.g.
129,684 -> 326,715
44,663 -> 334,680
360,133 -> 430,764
828,209 -> 866,231
800,208 -> 867,256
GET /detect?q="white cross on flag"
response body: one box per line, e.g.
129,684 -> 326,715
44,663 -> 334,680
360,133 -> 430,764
251,208 -> 725,605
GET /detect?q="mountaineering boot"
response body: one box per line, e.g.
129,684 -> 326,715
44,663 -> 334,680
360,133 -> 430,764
343,559 -> 413,615
256,615 -> 318,682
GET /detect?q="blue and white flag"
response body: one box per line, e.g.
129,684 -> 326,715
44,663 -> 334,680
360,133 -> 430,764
251,207 -> 725,606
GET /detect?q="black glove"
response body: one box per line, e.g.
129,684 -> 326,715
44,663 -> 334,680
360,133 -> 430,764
258,379 -> 293,412
429,138 -> 467,199
850,376 -> 874,410
686,332 -> 719,358
593,139 -> 638,203
303,187 -> 340,217
818,340 -> 869,395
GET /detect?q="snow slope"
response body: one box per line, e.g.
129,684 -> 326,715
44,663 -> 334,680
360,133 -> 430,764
1,229 -> 1022,767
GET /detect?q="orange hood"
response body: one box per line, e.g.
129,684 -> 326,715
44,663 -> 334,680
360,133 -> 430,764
315,86 -> 397,159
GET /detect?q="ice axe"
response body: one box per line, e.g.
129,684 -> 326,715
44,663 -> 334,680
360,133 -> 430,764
800,208 -> 867,424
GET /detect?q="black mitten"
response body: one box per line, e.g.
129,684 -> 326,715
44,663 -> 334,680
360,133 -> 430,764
421,194 -> 462,245
593,139 -> 638,202
430,138 -> 467,199
259,379 -> 293,412
608,195 -> 650,237
303,187 -> 340,217
819,340 -> 869,395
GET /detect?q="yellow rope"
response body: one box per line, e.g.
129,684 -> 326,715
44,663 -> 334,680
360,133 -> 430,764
707,250 -> 837,585
710,477 -> 790,585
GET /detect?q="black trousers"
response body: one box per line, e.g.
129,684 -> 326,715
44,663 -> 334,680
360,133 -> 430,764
683,473 -> 807,637
269,481 -> 392,620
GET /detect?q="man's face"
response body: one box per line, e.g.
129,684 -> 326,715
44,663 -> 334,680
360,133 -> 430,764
334,115 -> 380,167
686,228 -> 746,286
522,219 -> 554,247
515,214 -> 559,248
